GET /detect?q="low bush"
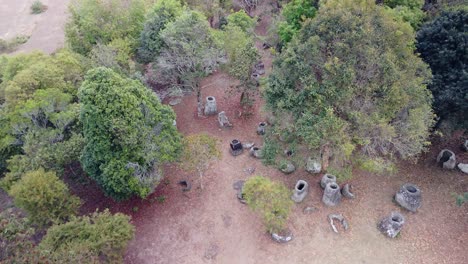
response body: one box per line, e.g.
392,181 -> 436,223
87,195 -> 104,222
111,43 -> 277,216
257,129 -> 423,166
30,1 -> 47,14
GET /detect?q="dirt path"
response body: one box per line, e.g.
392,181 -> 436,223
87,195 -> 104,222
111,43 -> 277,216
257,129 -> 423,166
0,0 -> 70,54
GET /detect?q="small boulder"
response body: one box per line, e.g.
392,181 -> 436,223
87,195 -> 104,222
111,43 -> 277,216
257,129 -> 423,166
280,162 -> 296,174
457,163 -> 468,174
395,183 -> 422,212
320,174 -> 337,189
306,158 -> 321,174
271,229 -> 293,243
218,111 -> 232,128
436,149 -> 456,169
322,182 -> 342,206
291,180 -> 308,203
378,211 -> 405,238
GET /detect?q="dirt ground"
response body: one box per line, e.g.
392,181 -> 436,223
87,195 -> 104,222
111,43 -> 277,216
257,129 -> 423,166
0,0 -> 70,54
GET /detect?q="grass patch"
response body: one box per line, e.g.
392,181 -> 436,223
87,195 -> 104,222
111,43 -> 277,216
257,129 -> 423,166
31,1 -> 47,14
327,165 -> 353,182
0,36 -> 29,54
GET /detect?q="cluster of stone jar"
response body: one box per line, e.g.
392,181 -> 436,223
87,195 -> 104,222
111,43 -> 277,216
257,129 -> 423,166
290,174 -> 355,205
228,122 -> 268,157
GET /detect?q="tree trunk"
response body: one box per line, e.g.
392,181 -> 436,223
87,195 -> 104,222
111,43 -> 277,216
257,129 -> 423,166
321,144 -> 330,172
196,85 -> 203,117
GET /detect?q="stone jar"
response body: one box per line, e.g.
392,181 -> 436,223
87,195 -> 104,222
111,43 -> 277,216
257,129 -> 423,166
320,174 -> 337,189
229,139 -> 243,156
204,96 -> 217,116
291,180 -> 308,203
322,182 -> 342,206
257,122 -> 267,135
306,157 -> 321,174
378,211 -> 405,238
436,149 -> 456,169
249,146 -> 263,158
395,183 -> 421,212
280,161 -> 296,174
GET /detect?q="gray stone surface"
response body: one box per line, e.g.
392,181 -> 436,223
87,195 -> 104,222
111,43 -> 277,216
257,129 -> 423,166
320,174 -> 337,189
303,206 -> 318,214
280,162 -> 296,174
395,183 -> 422,212
242,142 -> 255,149
249,146 -> 263,158
322,182 -> 342,206
218,111 -> 232,127
271,229 -> 293,243
204,96 -> 217,116
328,214 -> 349,233
457,163 -> 468,174
463,140 -> 468,152
378,211 -> 405,238
234,181 -> 247,204
169,98 -> 181,106
233,180 -> 245,190
306,157 -> 321,174
437,149 -> 456,169
257,122 -> 267,135
291,180 -> 308,203
341,184 -> 355,199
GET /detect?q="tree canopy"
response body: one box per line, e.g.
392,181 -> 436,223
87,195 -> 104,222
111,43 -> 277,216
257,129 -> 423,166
265,0 -> 434,168
79,67 -> 182,200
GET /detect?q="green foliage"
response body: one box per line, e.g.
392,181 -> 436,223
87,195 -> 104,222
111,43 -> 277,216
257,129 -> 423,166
136,0 -> 183,63
261,137 -> 280,166
8,169 -> 81,226
243,176 -> 293,234
0,36 -> 29,54
356,156 -> 397,175
278,0 -> 317,44
327,165 -> 354,182
31,1 -> 47,14
226,10 -> 256,32
79,67 -> 182,200
65,0 -> 146,55
383,0 -> 425,29
383,0 -> 424,9
180,133 -> 220,189
454,192 -> 468,206
265,0 -> 434,166
39,209 -> 135,263
416,10 -> 468,127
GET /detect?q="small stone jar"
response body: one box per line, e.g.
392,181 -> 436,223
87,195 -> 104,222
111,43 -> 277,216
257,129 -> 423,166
291,180 -> 309,203
256,122 -> 267,135
378,211 -> 405,238
230,139 -> 243,156
395,183 -> 421,212
204,96 -> 217,116
320,174 -> 337,189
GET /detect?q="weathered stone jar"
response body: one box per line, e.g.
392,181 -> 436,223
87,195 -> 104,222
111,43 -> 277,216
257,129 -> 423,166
256,122 -> 267,135
322,182 -> 342,206
204,96 -> 217,116
378,211 -> 405,238
249,146 -> 263,158
320,174 -> 336,189
306,157 -> 321,174
395,183 -> 421,212
229,139 -> 243,156
436,149 -> 456,169
291,180 -> 308,203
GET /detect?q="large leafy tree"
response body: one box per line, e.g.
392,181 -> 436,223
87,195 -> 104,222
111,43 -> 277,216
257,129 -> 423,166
265,0 -> 434,169
416,10 -> 468,126
79,67 -> 182,200
278,0 -> 317,44
154,10 -> 225,116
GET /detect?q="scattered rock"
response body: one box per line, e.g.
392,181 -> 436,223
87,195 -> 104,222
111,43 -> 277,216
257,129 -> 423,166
178,180 -> 191,192
204,244 -> 219,260
457,163 -> 468,174
322,182 -> 342,206
254,62 -> 265,75
436,149 -> 456,169
243,167 -> 256,175
257,122 -> 267,135
320,174 -> 337,189
242,142 -> 255,149
229,139 -> 243,156
328,214 -> 349,233
169,98 -> 182,106
291,180 -> 309,203
303,206 -> 318,214
462,140 -> 468,152
204,96 -> 217,116
249,146 -> 263,158
222,214 -> 232,228
378,211 -> 405,238
341,184 -> 355,199
280,162 -> 296,174
218,111 -> 232,128
271,229 -> 293,243
233,180 -> 245,190
395,183 -> 422,212
306,158 -> 321,174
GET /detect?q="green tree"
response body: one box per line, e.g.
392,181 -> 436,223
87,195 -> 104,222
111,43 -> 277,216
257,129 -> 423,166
65,0 -> 146,56
8,169 -> 81,226
180,133 -> 220,190
39,209 -> 134,263
226,10 -> 256,32
265,0 -> 434,169
154,10 -> 225,117
243,176 -> 293,234
416,10 -> 468,127
79,67 -> 182,200
136,0 -> 183,64
383,0 -> 425,29
278,0 -> 317,44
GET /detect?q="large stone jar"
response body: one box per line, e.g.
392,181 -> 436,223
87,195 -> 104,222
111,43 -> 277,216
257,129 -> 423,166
378,211 -> 405,238
436,149 -> 456,169
320,174 -> 336,189
291,180 -> 308,203
395,183 -> 421,212
322,182 -> 342,206
204,96 -> 217,116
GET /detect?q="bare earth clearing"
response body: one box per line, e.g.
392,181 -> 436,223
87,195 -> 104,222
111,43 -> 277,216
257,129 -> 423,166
0,1 -> 467,264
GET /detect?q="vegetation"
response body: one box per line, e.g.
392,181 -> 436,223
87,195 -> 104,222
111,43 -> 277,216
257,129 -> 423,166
243,176 -> 293,234
180,133 -> 220,189
278,0 -> 317,44
79,67 -> 182,200
8,169 -> 81,226
383,0 -> 425,29
416,10 -> 468,127
454,192 -> 468,206
265,0 -> 434,169
39,209 -> 134,263
30,1 -> 47,14
0,36 -> 29,54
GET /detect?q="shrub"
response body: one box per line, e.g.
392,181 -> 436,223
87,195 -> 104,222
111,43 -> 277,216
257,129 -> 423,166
30,1 -> 47,14
8,169 -> 81,226
243,176 -> 293,234
39,209 -> 135,263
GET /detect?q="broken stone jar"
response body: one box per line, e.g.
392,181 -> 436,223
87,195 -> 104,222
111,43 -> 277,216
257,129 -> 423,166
256,122 -> 267,135
230,139 -> 243,156
320,174 -> 337,189
306,157 -> 321,174
322,182 -> 342,206
395,183 -> 421,212
249,146 -> 263,158
218,111 -> 232,127
378,211 -> 405,238
291,180 -> 308,203
204,96 -> 217,116
436,149 -> 456,169
280,161 -> 296,174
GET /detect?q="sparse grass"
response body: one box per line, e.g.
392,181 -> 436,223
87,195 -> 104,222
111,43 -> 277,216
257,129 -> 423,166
327,165 -> 353,183
0,36 -> 29,54
31,1 -> 47,14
